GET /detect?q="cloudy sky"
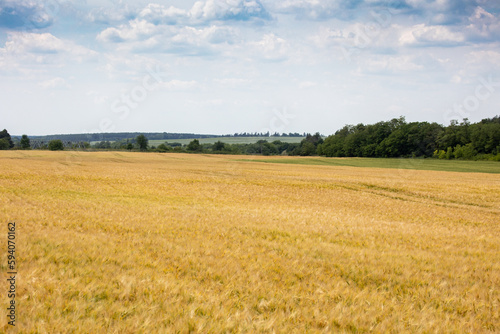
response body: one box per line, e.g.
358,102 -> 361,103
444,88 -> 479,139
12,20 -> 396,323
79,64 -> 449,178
1,0 -> 499,136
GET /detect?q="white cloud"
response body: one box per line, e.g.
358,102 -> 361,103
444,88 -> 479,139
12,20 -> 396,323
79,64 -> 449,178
464,6 -> 500,42
310,26 -> 344,48
358,55 -> 424,74
214,78 -> 251,86
159,80 -> 199,90
86,4 -> 135,24
97,19 -> 238,55
95,1 -> 269,55
101,54 -> 166,79
405,0 -> 452,12
248,33 -> 289,61
299,81 -> 317,89
138,3 -> 187,24
92,0 -> 269,27
466,50 -> 500,69
93,1 -> 273,57
400,24 -> 465,46
396,0 -> 479,25
4,32 -> 95,57
173,25 -> 238,48
0,32 -> 98,74
39,77 -> 69,89
86,90 -> 109,105
271,0 -> 341,19
189,0 -> 269,22
0,0 -> 54,29
97,19 -> 161,43
450,73 -> 465,84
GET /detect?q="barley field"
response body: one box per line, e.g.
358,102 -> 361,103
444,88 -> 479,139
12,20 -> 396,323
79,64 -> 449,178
1,151 -> 499,333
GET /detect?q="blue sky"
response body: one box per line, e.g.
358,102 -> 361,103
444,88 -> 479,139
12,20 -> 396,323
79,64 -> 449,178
1,0 -> 499,136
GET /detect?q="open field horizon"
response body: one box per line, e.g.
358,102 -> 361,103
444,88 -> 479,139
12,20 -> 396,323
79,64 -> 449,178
89,136 -> 306,147
1,151 -> 499,332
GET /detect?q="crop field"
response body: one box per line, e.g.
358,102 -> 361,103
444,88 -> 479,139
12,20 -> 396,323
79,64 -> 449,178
1,151 -> 499,333
239,156 -> 500,174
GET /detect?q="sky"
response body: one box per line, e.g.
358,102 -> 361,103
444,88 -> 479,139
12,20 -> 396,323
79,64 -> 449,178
1,0 -> 499,136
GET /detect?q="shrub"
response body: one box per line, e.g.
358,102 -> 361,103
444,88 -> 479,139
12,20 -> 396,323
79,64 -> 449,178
433,150 -> 446,159
157,144 -> 170,152
187,139 -> 201,152
136,135 -> 148,151
213,141 -> 225,152
48,140 -> 64,151
453,145 -> 464,159
461,143 -> 477,160
445,147 -> 453,160
20,135 -> 31,149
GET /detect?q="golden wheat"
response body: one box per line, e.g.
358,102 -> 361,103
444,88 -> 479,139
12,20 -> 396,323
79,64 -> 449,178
0,151 -> 499,333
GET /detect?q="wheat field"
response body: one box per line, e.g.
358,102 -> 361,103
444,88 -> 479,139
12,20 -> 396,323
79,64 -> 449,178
0,151 -> 499,333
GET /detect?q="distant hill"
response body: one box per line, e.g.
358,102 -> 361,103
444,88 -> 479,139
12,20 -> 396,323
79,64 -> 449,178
19,132 -> 306,143
24,132 -> 220,142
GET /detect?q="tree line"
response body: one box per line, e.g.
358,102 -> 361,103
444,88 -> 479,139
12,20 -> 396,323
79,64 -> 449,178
317,116 -> 500,160
2,116 -> 499,160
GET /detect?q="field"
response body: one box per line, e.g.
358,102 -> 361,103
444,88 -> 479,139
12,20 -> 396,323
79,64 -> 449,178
1,151 -> 499,333
238,156 -> 500,174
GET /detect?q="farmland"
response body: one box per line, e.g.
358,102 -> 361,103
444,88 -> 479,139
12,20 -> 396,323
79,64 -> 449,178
238,156 -> 500,174
1,151 -> 499,333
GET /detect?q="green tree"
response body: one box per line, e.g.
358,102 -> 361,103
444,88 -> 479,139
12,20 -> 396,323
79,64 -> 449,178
258,141 -> 278,156
272,140 -> 294,155
126,143 -> 134,151
437,119 -> 469,150
453,145 -> 464,159
94,141 -> 111,149
295,132 -> 324,156
213,141 -> 225,152
157,143 -> 170,152
20,134 -> 30,149
445,147 -> 453,159
300,141 -> 316,156
469,119 -> 500,154
136,135 -> 149,151
0,129 -> 14,149
436,150 -> 446,159
0,138 -> 9,150
173,146 -> 184,152
187,139 -> 201,152
48,140 -> 64,151
455,143 -> 477,159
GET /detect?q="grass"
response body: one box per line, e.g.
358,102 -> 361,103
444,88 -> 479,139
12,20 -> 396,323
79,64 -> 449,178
148,136 -> 304,147
1,151 -> 499,332
237,156 -> 500,174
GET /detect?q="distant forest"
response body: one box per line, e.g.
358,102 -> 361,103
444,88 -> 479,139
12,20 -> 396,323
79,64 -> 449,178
2,116 -> 499,160
24,131 -> 307,143
26,132 -> 218,142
